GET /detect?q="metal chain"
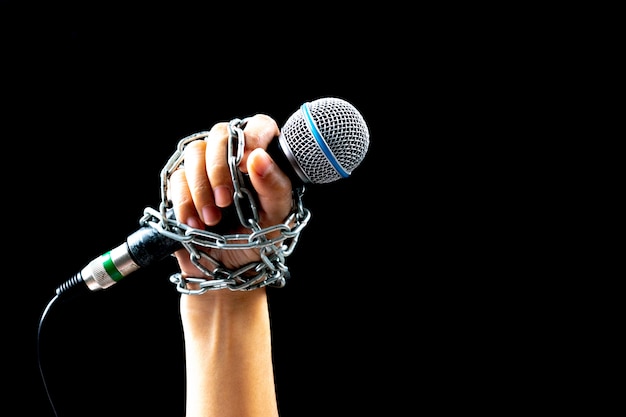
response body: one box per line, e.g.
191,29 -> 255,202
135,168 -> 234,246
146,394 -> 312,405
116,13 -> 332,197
137,118 -> 311,295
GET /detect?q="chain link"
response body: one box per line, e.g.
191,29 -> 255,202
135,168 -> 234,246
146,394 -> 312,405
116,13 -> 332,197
138,118 -> 310,295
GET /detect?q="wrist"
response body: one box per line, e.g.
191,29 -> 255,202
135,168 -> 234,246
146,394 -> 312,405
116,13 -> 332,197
180,288 -> 269,330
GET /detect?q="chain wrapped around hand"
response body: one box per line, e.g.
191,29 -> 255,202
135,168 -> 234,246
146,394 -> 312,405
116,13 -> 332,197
138,118 -> 311,295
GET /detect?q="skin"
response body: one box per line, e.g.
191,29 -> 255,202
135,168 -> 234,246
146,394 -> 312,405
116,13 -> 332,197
168,114 -> 292,417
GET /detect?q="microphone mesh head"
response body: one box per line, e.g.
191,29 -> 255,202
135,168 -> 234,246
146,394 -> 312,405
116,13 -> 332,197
279,97 -> 370,184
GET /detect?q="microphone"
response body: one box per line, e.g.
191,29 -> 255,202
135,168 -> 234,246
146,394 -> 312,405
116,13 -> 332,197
56,97 -> 370,298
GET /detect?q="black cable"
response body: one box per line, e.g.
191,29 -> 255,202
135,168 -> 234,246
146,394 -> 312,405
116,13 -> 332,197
37,273 -> 90,417
37,293 -> 61,417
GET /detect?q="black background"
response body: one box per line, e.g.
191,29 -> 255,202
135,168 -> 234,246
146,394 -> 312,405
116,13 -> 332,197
1,3 -> 415,416
1,2 -> 545,416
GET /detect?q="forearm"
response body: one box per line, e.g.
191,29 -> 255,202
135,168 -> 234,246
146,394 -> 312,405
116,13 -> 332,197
180,288 -> 279,417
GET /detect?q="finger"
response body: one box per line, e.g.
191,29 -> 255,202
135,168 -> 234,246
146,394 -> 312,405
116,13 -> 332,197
238,114 -> 281,174
247,148 -> 293,228
169,167 -> 205,231
204,122 -> 234,209
183,137 -> 222,226
204,115 -> 279,208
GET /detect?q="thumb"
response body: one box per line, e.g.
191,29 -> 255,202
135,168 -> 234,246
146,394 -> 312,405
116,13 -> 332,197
248,148 -> 293,227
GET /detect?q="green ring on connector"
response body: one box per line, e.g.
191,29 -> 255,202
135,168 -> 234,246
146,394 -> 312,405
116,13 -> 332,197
101,252 -> 124,282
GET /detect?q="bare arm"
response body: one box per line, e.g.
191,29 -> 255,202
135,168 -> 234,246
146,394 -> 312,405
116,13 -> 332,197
180,289 -> 279,417
169,114 -> 290,417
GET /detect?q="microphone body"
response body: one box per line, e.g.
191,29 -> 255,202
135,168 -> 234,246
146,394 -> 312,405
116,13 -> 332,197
59,97 -> 369,296
80,223 -> 182,292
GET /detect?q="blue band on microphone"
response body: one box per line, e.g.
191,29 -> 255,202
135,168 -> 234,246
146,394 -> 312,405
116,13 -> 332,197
301,103 -> 349,178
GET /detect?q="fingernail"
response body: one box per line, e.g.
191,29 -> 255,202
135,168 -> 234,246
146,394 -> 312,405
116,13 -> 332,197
252,151 -> 272,177
202,205 -> 221,226
186,215 -> 204,230
213,186 -> 232,208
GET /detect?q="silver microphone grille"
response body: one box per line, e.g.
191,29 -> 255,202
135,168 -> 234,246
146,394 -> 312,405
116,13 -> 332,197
277,97 -> 370,184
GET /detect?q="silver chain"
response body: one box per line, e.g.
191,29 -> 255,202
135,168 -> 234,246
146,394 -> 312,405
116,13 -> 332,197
138,118 -> 310,295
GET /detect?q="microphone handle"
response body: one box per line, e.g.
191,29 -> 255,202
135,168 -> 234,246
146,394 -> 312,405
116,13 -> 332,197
53,222 -> 181,301
75,222 -> 182,294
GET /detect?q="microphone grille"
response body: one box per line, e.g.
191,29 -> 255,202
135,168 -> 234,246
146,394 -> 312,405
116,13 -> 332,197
279,97 -> 370,184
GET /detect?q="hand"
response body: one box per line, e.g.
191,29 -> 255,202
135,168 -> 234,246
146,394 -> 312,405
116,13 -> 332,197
168,114 -> 294,277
